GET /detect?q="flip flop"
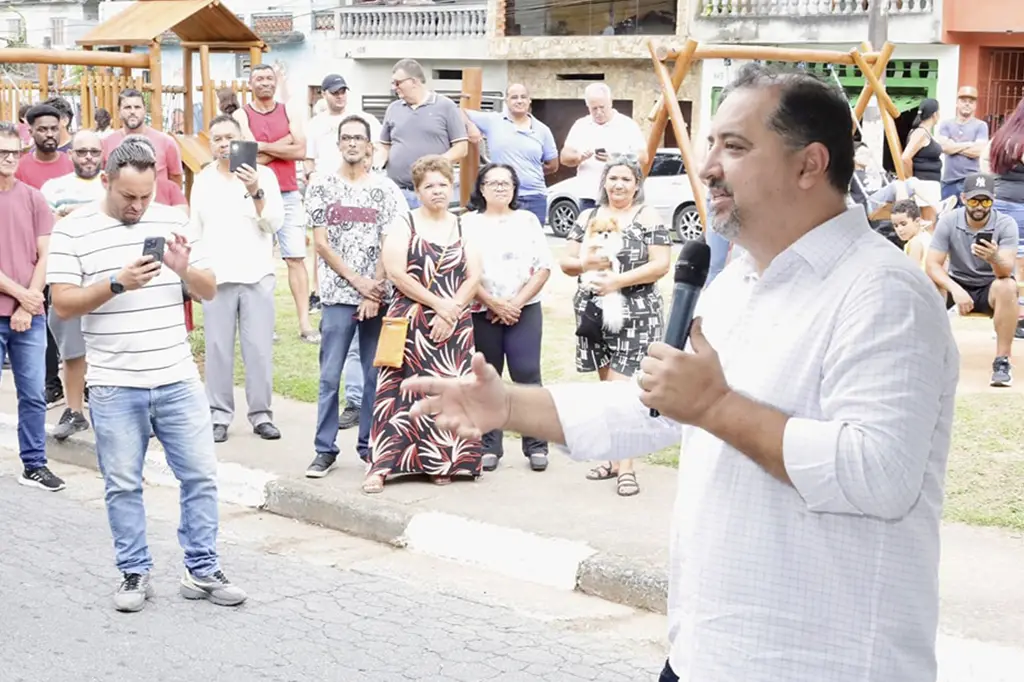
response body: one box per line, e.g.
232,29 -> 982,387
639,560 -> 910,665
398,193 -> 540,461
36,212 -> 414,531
616,472 -> 640,497
431,476 -> 452,486
361,475 -> 385,494
586,463 -> 616,480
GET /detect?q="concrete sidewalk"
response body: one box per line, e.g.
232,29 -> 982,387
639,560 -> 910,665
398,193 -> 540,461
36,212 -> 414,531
1,314 -> 1022,651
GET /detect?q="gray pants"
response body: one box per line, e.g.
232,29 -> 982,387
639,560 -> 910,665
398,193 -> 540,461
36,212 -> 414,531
203,275 -> 275,428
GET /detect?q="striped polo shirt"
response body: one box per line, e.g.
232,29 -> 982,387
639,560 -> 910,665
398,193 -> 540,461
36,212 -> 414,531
46,202 -> 210,389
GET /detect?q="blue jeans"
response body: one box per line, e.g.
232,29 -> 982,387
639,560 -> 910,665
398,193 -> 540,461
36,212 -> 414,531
706,228 -> 732,287
941,179 -> 965,206
0,314 -> 47,469
579,198 -> 598,213
401,187 -> 421,209
518,193 -> 548,226
344,336 -> 362,408
89,379 -> 220,575
315,304 -> 381,461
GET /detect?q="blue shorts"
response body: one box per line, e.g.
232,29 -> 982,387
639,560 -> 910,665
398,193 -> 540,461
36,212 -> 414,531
277,190 -> 307,259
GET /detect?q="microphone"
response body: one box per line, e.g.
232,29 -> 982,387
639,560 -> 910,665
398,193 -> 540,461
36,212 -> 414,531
650,239 -> 711,418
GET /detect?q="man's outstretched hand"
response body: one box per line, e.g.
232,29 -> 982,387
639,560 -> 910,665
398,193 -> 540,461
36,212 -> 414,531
404,353 -> 510,440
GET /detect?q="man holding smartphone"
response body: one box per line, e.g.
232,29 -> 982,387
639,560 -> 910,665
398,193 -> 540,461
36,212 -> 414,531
927,173 -> 1019,386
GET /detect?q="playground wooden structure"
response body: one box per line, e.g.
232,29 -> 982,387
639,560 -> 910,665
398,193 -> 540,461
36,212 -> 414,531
644,38 -> 905,233
0,0 -> 267,189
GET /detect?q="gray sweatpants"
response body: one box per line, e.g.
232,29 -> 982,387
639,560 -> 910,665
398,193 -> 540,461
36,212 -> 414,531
203,275 -> 275,428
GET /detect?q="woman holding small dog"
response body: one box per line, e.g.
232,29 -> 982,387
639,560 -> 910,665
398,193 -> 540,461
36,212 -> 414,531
464,163 -> 553,473
559,155 -> 672,496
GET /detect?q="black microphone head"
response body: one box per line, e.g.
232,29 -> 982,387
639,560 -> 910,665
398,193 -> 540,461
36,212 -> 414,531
674,239 -> 711,288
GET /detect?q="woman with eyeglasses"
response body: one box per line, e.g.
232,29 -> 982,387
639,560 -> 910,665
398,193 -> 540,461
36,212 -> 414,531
558,155 -> 671,497
464,163 -> 552,472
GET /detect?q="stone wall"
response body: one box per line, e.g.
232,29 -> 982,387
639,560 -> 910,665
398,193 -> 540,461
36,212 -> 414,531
507,58 -> 701,140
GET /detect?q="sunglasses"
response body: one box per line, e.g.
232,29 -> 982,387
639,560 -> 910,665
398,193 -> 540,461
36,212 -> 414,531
966,197 -> 993,208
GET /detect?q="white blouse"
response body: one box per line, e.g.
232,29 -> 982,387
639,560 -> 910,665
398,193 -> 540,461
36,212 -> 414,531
463,209 -> 552,312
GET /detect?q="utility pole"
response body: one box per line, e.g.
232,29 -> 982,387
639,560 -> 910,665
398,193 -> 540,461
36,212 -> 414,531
863,0 -> 889,172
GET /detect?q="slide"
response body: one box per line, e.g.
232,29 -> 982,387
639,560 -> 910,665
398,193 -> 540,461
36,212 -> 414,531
174,131 -> 212,174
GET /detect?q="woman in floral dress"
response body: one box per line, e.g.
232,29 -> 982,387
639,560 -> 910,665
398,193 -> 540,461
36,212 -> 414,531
363,156 -> 483,493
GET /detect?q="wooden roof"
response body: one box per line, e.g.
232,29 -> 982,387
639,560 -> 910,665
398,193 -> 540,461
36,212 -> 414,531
77,0 -> 265,49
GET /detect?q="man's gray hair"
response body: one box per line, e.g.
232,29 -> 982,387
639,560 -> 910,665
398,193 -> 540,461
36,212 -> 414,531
597,154 -> 646,207
0,122 -> 20,142
584,82 -> 612,103
392,58 -> 426,83
105,136 -> 156,179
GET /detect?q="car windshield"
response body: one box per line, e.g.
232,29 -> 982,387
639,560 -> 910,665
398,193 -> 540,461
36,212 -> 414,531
648,153 -> 684,177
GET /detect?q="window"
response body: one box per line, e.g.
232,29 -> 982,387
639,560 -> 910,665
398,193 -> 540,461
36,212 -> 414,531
236,54 -> 251,79
648,153 -> 684,177
251,13 -> 293,34
51,17 -> 66,45
504,0 -> 676,37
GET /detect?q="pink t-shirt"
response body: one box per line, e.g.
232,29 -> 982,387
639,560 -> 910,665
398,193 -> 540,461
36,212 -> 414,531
15,152 -> 74,190
102,127 -> 184,182
156,177 -> 187,207
0,181 -> 54,317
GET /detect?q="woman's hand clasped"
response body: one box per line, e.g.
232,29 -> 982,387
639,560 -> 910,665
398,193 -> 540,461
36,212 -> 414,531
489,299 -> 521,325
429,314 -> 455,343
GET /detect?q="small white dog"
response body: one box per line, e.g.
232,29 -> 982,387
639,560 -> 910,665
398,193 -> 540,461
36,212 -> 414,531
580,216 -> 626,334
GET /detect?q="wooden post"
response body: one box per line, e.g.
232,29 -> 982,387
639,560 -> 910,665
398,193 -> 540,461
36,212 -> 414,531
849,48 -> 906,181
183,48 -> 194,136
148,42 -> 163,131
651,55 -> 707,231
249,46 -> 262,68
38,64 -> 49,99
850,42 -> 897,133
644,38 -> 698,177
848,48 -> 899,120
199,45 -> 213,132
459,67 -> 483,209
80,71 -> 91,128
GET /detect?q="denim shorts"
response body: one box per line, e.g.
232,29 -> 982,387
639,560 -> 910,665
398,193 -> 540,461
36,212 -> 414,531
277,190 -> 307,259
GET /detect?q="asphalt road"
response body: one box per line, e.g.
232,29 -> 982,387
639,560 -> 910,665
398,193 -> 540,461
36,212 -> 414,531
0,466 -> 662,682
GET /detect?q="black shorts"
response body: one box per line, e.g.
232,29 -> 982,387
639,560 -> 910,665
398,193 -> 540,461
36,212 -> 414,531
946,277 -> 994,316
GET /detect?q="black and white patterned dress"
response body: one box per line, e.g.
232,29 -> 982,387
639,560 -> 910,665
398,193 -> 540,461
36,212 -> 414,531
568,206 -> 671,375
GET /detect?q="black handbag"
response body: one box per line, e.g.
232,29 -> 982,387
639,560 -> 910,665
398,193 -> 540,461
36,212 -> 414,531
575,291 -> 604,343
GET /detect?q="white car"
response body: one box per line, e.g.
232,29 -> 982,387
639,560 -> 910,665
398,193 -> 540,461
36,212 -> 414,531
545,148 -> 703,241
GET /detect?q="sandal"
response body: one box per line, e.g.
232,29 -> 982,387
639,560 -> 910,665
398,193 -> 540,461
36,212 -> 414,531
586,463 -> 617,481
616,472 -> 640,497
431,475 -> 452,486
361,474 -> 385,494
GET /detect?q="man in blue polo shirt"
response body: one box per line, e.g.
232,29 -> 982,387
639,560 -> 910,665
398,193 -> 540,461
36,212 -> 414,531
462,83 -> 558,225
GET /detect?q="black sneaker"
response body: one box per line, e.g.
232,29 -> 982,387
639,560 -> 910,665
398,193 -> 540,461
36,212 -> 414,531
53,408 -> 89,441
45,383 -> 64,408
338,405 -> 359,430
305,453 -> 337,478
19,465 -> 66,491
991,356 -> 1013,387
309,293 -> 322,313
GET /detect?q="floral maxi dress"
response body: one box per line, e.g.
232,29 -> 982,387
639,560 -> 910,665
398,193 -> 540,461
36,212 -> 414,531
368,216 -> 483,479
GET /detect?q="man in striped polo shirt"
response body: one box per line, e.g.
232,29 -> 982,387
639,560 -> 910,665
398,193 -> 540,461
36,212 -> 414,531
47,139 -> 247,613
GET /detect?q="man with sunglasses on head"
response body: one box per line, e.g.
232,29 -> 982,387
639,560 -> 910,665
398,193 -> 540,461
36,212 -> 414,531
40,129 -> 107,441
927,173 -> 1019,386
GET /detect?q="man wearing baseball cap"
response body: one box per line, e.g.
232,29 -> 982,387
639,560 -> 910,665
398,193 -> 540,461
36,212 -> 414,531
927,173 -> 1019,386
936,86 -> 988,204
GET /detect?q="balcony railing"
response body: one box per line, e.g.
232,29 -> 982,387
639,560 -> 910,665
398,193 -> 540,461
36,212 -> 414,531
313,4 -> 487,40
701,0 -> 933,17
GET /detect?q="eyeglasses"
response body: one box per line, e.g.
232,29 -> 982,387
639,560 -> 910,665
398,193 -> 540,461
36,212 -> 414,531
390,77 -> 413,89
73,148 -> 102,157
339,134 -> 367,143
966,197 -> 993,208
484,181 -> 513,190
0,150 -> 20,160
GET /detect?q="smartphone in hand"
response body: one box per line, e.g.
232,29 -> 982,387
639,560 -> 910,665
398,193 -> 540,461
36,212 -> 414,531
974,231 -> 995,246
142,236 -> 166,263
229,140 -> 259,172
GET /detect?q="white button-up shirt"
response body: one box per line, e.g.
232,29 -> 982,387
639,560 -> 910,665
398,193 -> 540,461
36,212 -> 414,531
189,162 -> 284,285
550,208 -> 959,682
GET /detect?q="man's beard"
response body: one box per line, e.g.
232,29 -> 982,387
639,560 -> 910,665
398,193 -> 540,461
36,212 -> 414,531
74,165 -> 99,180
124,118 -> 142,130
968,207 -> 990,222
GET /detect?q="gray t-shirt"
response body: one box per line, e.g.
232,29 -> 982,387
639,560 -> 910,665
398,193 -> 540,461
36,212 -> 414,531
937,118 -> 988,183
380,92 -> 468,188
930,207 -> 1018,287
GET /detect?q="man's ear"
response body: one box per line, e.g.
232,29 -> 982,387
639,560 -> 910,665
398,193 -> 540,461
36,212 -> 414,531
796,142 -> 831,191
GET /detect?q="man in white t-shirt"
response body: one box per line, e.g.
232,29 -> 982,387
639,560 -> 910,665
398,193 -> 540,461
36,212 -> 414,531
47,138 -> 247,614
40,129 -> 107,442
304,73 -> 383,432
560,83 -> 648,211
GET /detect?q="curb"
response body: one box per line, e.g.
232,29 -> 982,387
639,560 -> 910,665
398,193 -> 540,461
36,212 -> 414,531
0,417 -> 668,613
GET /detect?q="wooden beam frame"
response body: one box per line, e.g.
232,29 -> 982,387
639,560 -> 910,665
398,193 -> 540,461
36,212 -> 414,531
0,47 -> 149,69
646,39 -> 909,238
199,45 -> 213,133
458,68 -> 483,209
178,41 -> 266,50
148,42 -> 163,132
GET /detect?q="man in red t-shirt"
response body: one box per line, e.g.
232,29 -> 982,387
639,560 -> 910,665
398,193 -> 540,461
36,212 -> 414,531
16,104 -> 73,190
0,122 -> 66,492
101,89 -> 183,187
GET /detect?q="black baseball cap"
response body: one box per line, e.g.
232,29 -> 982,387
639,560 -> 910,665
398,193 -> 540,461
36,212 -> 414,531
963,173 -> 996,200
321,74 -> 348,94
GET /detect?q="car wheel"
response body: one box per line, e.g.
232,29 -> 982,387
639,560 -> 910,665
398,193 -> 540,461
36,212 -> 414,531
673,204 -> 703,242
548,199 -> 579,238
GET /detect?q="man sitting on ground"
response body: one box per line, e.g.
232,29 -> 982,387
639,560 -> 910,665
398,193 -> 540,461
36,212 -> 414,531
926,173 -> 1019,386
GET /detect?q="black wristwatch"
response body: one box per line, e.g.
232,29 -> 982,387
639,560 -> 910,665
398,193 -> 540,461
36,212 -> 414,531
109,274 -> 125,295
248,188 -> 265,201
